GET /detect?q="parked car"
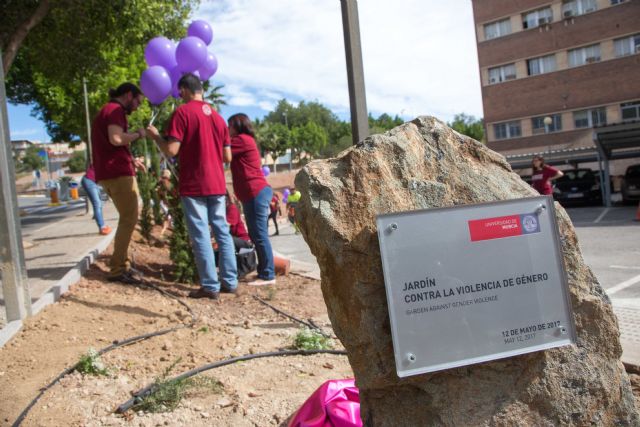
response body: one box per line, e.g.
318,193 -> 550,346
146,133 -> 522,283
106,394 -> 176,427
621,164 -> 640,204
553,169 -> 603,205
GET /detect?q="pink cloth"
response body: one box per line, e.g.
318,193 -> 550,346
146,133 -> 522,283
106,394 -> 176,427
288,379 -> 361,427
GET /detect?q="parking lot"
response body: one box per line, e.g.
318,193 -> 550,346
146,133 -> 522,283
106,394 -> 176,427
566,204 -> 640,363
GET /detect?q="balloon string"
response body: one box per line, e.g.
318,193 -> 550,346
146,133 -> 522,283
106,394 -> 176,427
147,106 -> 179,181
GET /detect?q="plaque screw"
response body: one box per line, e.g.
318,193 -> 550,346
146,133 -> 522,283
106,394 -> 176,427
535,204 -> 546,215
389,223 -> 398,232
406,353 -> 416,363
560,327 -> 567,335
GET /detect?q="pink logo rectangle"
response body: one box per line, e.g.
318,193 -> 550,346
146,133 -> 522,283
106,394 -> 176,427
468,215 -> 522,242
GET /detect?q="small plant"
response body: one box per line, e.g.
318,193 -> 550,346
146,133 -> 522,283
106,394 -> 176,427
265,286 -> 277,301
132,358 -> 223,413
76,348 -> 110,376
293,328 -> 333,351
198,326 -> 209,333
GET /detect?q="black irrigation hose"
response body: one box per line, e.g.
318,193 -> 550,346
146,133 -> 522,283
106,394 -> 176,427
12,278 -> 197,427
252,295 -> 331,338
116,348 -> 349,413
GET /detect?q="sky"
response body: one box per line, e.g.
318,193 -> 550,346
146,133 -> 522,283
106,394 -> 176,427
6,0 -> 483,142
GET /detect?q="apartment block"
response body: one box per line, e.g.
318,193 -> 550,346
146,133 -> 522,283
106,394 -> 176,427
471,0 -> 640,172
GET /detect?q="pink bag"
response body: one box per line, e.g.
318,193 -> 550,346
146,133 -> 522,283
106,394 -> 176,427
288,378 -> 362,427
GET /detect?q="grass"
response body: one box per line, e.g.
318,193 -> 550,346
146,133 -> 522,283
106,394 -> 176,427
197,326 -> 209,333
75,348 -> 110,376
131,358 -> 223,413
293,328 -> 333,351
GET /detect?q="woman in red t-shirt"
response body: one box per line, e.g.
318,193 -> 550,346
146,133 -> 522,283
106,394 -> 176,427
531,156 -> 563,195
228,113 -> 275,286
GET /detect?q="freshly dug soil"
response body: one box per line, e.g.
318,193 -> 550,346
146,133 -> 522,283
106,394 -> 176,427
0,226 -> 352,426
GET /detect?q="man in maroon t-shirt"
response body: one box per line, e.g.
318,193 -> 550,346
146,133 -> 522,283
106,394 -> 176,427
147,74 -> 237,299
91,82 -> 146,284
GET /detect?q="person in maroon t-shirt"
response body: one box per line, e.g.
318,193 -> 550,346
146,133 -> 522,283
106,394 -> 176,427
91,82 -> 146,284
225,192 -> 251,246
228,113 -> 276,286
147,74 -> 237,300
531,155 -> 563,195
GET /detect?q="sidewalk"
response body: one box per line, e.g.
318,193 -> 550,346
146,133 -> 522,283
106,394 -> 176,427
0,200 -> 117,344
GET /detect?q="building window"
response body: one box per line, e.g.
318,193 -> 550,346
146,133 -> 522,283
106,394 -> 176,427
527,54 -> 557,76
493,121 -> 522,140
488,64 -> 517,84
484,18 -> 512,40
573,108 -> 607,128
532,114 -> 562,134
522,7 -> 553,29
614,34 -> 640,57
568,44 -> 601,67
621,101 -> 640,122
562,0 -> 597,18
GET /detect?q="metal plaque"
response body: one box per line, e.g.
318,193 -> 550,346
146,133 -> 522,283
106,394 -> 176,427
376,196 -> 576,377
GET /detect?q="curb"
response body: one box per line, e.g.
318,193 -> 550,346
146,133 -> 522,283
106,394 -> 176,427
0,232 -> 116,348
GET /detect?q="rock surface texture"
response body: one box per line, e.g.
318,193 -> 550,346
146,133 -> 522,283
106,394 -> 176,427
294,117 -> 638,426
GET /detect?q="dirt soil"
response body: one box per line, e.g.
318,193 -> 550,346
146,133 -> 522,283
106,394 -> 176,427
0,223 -> 352,426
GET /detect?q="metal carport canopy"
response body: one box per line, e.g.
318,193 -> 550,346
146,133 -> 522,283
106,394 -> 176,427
595,121 -> 640,207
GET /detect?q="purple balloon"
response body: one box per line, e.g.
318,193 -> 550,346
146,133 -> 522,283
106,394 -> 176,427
283,188 -> 290,197
261,166 -> 270,177
176,36 -> 207,73
144,37 -> 177,69
140,66 -> 172,105
169,66 -> 182,98
198,52 -> 218,81
187,20 -> 213,45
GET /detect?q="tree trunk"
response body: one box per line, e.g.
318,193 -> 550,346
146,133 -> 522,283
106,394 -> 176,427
2,0 -> 51,76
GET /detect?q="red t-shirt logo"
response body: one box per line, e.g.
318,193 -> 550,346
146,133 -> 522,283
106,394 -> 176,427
202,104 -> 212,116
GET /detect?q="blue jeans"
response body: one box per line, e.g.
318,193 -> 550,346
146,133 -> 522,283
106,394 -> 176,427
182,195 -> 238,292
81,176 -> 104,229
243,186 -> 275,280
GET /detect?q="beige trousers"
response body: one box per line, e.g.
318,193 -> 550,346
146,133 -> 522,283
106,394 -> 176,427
99,176 -> 139,276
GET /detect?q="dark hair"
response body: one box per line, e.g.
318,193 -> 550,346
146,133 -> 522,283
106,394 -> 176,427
227,113 -> 255,138
178,73 -> 203,94
532,155 -> 545,171
108,82 -> 142,99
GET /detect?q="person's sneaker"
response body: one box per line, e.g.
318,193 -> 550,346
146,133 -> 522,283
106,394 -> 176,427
220,286 -> 239,295
246,278 -> 276,287
99,225 -> 112,235
188,288 -> 220,299
108,270 -> 143,285
239,273 -> 259,283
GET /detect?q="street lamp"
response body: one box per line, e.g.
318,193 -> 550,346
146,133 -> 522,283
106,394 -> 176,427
283,112 -> 292,171
543,116 -> 553,154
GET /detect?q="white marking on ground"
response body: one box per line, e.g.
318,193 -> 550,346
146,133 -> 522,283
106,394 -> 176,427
607,274 -> 640,296
594,207 -> 610,224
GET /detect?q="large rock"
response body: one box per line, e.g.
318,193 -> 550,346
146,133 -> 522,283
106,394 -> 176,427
295,117 -> 638,426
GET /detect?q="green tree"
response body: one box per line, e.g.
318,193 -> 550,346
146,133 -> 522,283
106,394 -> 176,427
65,150 -> 86,173
2,0 -> 198,142
20,145 -> 45,171
447,113 -> 485,142
256,122 -> 290,165
291,121 -> 328,161
204,84 -> 227,112
167,166 -> 198,283
369,113 -> 404,134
